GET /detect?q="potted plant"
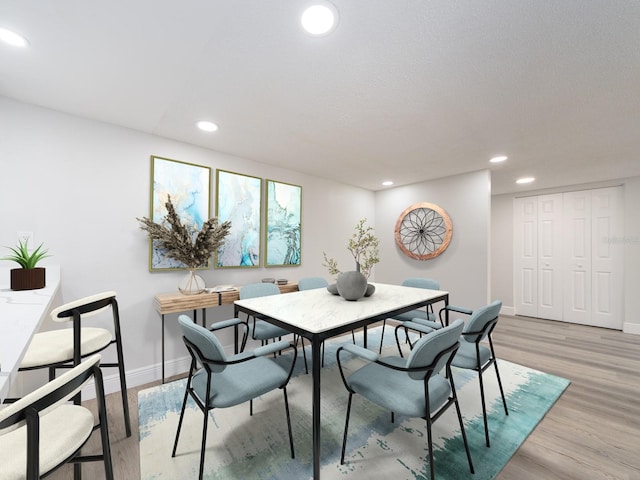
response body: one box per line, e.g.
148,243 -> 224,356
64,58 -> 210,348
322,218 -> 380,300
137,195 -> 232,294
1,238 -> 51,290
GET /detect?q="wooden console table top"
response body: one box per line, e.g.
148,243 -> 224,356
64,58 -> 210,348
154,283 -> 299,315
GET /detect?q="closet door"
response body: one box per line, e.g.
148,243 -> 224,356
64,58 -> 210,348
563,191 -> 592,324
591,187 -> 623,329
514,197 -> 538,317
537,194 -> 563,320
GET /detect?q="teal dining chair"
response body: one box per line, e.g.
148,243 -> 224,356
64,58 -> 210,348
380,278 -> 443,353
400,300 -> 509,448
337,319 -> 474,480
172,315 -> 297,480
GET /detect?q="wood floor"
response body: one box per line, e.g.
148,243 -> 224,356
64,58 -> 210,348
49,315 -> 640,479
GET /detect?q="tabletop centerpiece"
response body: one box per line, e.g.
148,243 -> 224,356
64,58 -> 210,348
137,195 -> 231,294
322,218 -> 379,301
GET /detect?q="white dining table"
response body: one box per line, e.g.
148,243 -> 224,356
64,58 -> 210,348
234,282 -> 449,480
0,266 -> 61,402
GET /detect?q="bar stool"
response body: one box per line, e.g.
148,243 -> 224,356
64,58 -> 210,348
18,291 -> 131,437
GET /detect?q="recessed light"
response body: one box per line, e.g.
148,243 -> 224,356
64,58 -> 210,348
516,177 -> 535,184
301,2 -> 338,36
0,27 -> 30,47
196,121 -> 219,132
489,155 -> 508,163
382,181 -> 394,186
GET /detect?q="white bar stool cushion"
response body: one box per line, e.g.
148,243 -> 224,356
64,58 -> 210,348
0,404 -> 94,479
20,327 -> 112,368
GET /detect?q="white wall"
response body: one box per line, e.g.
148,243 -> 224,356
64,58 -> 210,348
0,96 -> 376,393
491,178 -> 640,333
375,170 -> 491,309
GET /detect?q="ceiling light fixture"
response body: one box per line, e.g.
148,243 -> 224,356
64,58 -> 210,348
0,27 -> 30,47
382,181 -> 394,186
516,177 -> 535,184
489,155 -> 508,163
301,2 -> 338,36
196,121 -> 219,132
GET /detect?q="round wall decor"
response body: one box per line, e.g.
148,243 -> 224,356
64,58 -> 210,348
394,202 -> 453,260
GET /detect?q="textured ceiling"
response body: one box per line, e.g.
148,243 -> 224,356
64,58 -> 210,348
1,1 -> 639,194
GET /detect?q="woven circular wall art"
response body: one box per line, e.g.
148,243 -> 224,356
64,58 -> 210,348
394,202 -> 453,260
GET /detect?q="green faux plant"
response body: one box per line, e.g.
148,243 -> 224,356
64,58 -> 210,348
1,238 -> 51,269
323,218 -> 380,279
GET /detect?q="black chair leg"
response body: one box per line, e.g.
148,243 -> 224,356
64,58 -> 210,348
283,387 -> 295,458
477,369 -> 490,447
425,416 -> 435,480
171,387 -> 190,457
494,360 -> 509,415
340,393 -> 353,464
198,405 -> 209,480
451,376 -> 475,474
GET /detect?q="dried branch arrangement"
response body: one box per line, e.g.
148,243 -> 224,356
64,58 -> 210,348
137,195 -> 231,269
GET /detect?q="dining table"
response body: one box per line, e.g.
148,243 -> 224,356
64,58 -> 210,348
234,282 -> 449,480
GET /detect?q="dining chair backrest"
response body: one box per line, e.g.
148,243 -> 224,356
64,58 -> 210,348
178,315 -> 227,373
406,319 -> 463,380
50,291 -> 117,323
401,278 -> 440,290
298,277 -> 329,291
239,282 -> 280,300
461,300 -> 502,343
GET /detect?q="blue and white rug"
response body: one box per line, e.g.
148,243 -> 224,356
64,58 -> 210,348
139,328 -> 570,479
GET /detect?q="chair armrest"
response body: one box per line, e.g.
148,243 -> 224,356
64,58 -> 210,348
340,343 -> 379,363
254,340 -> 292,357
442,305 -> 473,315
401,320 -> 434,334
210,317 -> 246,331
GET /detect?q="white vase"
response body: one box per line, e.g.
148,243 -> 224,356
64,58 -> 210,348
178,270 -> 206,295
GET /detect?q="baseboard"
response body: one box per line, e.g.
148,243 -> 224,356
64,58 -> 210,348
623,322 -> 640,335
500,305 -> 515,316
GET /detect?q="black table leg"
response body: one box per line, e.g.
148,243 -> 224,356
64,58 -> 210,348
161,313 -> 165,384
312,334 -> 321,479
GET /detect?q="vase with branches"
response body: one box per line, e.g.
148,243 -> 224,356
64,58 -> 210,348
322,218 -> 380,300
137,195 -> 231,294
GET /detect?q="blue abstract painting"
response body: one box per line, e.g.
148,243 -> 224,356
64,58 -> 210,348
265,180 -> 301,267
149,156 -> 211,271
215,170 -> 262,267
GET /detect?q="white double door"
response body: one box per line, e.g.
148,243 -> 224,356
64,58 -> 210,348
514,187 -> 623,329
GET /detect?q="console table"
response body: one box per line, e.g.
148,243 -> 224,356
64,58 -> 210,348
154,283 -> 298,383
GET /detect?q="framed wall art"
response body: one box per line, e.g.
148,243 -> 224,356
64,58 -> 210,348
215,169 -> 262,268
265,179 -> 302,267
148,155 -> 211,271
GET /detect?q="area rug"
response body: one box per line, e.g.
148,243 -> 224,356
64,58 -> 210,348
139,328 -> 570,480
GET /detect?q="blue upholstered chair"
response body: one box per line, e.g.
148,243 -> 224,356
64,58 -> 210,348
400,300 -> 508,447
448,300 -> 508,447
240,283 -> 291,343
172,315 -> 297,480
380,278 -> 443,353
0,354 -> 113,480
337,319 -> 474,480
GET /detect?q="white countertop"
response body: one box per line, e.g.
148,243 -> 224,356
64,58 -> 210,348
0,265 -> 61,401
234,282 -> 448,334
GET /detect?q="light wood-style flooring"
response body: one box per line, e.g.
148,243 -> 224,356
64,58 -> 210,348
49,315 -> 640,479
